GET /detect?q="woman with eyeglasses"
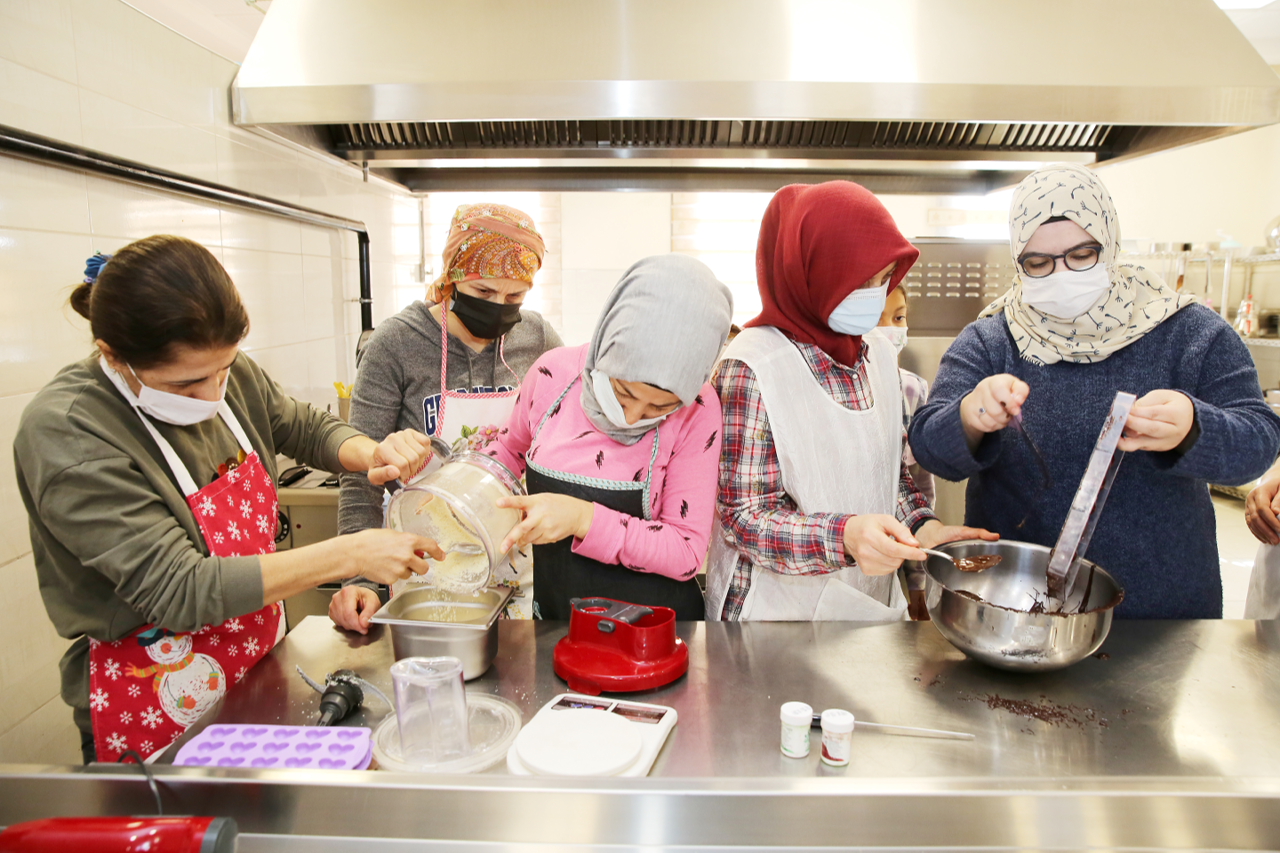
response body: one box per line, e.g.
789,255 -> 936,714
909,164 -> 1280,619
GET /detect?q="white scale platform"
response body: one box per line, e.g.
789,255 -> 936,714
507,693 -> 677,777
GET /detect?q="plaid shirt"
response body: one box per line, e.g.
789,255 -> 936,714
714,339 -> 936,620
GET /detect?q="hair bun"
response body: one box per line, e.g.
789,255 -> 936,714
83,252 -> 112,285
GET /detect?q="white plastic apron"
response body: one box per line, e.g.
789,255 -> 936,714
705,327 -> 907,621
1246,543 -> 1280,619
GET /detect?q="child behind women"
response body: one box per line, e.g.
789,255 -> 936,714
877,287 -> 934,619
877,288 -> 934,504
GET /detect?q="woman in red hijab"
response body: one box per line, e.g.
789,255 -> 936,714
704,182 -> 996,621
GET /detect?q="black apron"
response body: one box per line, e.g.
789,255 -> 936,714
526,447 -> 705,621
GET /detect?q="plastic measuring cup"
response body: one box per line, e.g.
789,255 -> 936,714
389,656 -> 471,765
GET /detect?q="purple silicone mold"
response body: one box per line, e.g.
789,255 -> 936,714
174,725 -> 372,770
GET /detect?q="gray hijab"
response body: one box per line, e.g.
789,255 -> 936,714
580,254 -> 734,445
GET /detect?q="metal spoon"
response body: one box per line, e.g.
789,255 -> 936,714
441,543 -> 484,557
413,543 -> 484,560
921,549 -> 1003,573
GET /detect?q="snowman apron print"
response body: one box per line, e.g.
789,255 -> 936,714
88,398 -> 283,763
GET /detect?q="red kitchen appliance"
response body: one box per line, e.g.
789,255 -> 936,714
0,817 -> 236,853
553,597 -> 688,695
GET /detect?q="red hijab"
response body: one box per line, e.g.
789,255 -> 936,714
747,182 -> 920,367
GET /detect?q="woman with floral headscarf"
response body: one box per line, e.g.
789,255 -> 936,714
909,164 -> 1280,619
705,182 -> 996,622
332,203 -> 563,631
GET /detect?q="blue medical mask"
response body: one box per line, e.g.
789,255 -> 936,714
827,284 -> 888,337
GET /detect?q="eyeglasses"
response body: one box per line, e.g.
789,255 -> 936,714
1017,244 -> 1103,278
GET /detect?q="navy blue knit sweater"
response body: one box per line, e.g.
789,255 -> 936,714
908,304 -> 1280,619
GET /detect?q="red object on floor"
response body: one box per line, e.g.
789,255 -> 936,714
0,817 -> 236,853
553,597 -> 689,695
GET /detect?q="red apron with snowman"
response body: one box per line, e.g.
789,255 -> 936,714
88,401 -> 283,762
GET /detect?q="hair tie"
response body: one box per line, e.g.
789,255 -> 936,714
83,252 -> 112,285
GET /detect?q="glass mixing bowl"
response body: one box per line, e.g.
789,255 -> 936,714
386,451 -> 525,594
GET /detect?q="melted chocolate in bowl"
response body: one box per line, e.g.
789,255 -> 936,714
953,554 -> 1003,572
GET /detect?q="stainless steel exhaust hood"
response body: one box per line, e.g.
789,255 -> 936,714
233,0 -> 1280,193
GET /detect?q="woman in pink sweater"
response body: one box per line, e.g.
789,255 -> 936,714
488,255 -> 733,619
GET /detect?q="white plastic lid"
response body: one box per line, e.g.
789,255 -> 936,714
372,693 -> 522,774
780,702 -> 813,726
820,708 -> 855,734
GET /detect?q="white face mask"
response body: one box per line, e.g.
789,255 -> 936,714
125,362 -> 227,426
1021,265 -> 1112,320
591,369 -> 667,431
827,284 -> 888,337
879,325 -> 908,354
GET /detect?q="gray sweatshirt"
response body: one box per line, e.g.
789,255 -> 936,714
338,301 -> 562,536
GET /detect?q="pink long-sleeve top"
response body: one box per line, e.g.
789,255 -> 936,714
489,345 -> 723,582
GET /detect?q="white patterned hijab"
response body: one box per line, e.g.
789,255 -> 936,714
979,163 -> 1194,365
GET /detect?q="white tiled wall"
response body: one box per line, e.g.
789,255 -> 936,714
560,193 -> 673,344
0,0 -> 418,763
1097,123 -> 1280,247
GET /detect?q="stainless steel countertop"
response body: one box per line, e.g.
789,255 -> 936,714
7,618 -> 1280,850
166,615 -> 1280,779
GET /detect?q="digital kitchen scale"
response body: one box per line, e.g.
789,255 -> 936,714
506,693 -> 677,777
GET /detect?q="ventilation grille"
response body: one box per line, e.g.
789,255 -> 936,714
330,119 -> 1123,153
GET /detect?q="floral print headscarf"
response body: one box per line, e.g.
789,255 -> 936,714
430,203 -> 545,299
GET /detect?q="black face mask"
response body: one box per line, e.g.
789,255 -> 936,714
450,290 -> 523,339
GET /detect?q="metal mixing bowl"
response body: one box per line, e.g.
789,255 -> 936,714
923,540 -> 1124,672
